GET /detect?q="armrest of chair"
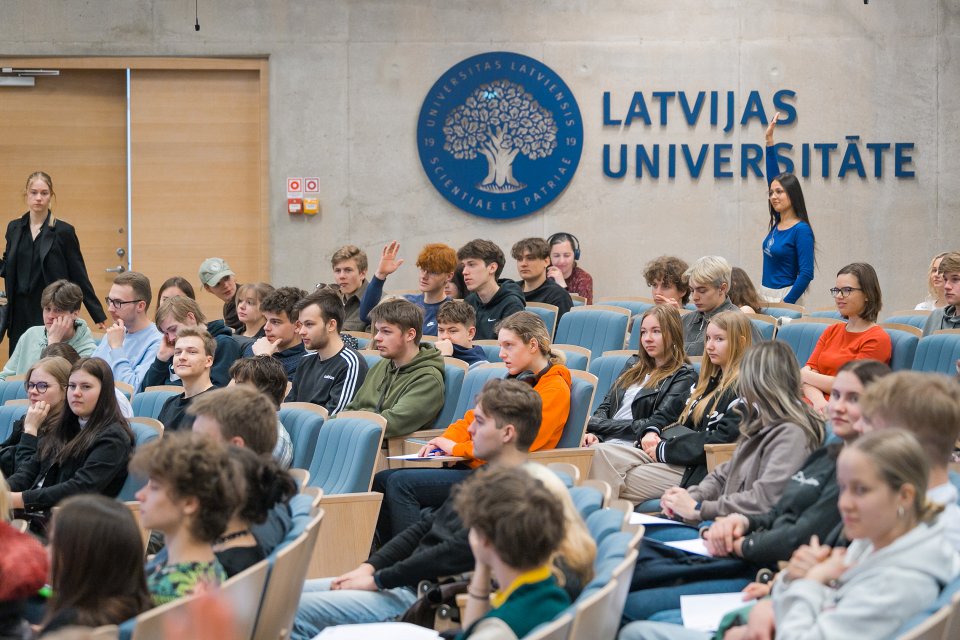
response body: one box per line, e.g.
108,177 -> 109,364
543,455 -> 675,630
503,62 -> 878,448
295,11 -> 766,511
308,492 -> 383,580
703,443 -> 738,472
528,447 -> 595,480
386,429 -> 447,469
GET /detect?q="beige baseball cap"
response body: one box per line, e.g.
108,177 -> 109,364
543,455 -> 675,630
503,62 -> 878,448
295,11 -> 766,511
198,257 -> 236,287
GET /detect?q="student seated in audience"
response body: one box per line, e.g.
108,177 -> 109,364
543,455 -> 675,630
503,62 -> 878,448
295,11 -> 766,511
623,430 -> 960,640
344,298 -> 445,437
621,360 -> 891,623
41,342 -> 134,418
0,356 -> 70,477
133,432 -> 236,605
6,357 -> 134,534
198,257 -> 243,334
155,328 -> 217,432
91,271 -> 163,391
729,267 -> 763,314
457,239 -> 526,340
288,289 -> 368,414
0,280 -> 97,380
455,466 -> 571,640
511,237 -> 573,318
359,241 -> 457,336
923,250 -> 960,335
802,262 -> 892,412
242,286 -> 308,380
433,300 -> 488,368
215,446 -> 297,577
681,256 -> 760,355
0,470 -> 49,640
39,495 -> 152,635
547,232 -> 593,304
290,378 -> 543,639
584,305 -> 698,504
158,276 -> 196,305
374,311 -> 571,541
644,255 -> 690,309
653,341 -> 823,533
330,244 -> 370,332
234,282 -> 274,339
142,296 -> 241,390
444,264 -> 467,300
915,252 -> 949,310
228,357 -> 294,469
590,311 -> 751,505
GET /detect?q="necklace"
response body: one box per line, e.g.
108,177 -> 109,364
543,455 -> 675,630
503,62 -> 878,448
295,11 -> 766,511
214,529 -> 251,544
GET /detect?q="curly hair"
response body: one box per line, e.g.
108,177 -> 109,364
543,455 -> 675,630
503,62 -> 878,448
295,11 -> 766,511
260,286 -> 307,320
130,432 -> 237,543
643,256 -> 690,304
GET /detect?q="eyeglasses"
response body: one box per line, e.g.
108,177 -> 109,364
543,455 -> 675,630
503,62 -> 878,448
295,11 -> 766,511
768,188 -> 786,198
25,381 -> 57,393
830,287 -> 863,298
104,297 -> 143,309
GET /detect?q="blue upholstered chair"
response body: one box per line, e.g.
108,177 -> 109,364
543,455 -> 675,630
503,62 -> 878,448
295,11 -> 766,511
586,508 -> 625,544
132,389 -> 179,420
473,340 -> 502,364
0,380 -> 28,405
451,363 -> 508,422
880,325 -> 921,372
554,305 -> 630,360
556,371 -> 597,449
359,350 -> 382,369
775,318 -> 837,366
597,298 -> 656,318
117,418 -> 163,501
554,343 -> 591,371
750,314 -> 779,341
570,485 -> 604,520
911,333 -> 960,376
883,310 -> 931,331
587,350 -> 634,413
761,303 -> 804,320
807,309 -> 845,321
0,403 -> 28,442
525,302 -> 559,338
278,404 -> 328,470
433,357 -> 468,428
305,411 -> 384,494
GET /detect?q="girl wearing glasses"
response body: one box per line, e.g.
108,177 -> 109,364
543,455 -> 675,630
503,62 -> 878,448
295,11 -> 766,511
0,356 -> 71,478
801,263 -> 892,413
4,357 -> 134,535
761,115 -> 816,305
1,172 -> 107,355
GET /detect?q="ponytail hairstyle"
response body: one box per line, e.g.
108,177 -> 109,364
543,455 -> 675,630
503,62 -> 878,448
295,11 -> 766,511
849,429 -> 942,526
497,311 -> 566,366
736,341 -> 824,446
227,446 -> 297,526
616,305 -> 688,391
679,311 -> 753,426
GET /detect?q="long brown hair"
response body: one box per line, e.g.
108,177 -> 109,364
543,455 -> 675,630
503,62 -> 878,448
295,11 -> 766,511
45,495 -> 152,627
728,267 -> 763,314
28,357 -> 72,462
616,305 -> 688,391
679,311 -> 753,425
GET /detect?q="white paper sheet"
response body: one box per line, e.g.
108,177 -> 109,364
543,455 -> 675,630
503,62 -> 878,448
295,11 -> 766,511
680,592 -> 751,632
664,537 -> 713,557
386,453 -> 464,462
315,622 -> 440,639
629,512 -> 682,526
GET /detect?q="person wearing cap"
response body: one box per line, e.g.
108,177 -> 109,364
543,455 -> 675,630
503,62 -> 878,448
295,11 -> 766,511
199,257 -> 243,334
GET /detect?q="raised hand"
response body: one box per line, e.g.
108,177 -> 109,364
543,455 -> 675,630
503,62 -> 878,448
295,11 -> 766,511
764,111 -> 781,146
375,241 -> 405,280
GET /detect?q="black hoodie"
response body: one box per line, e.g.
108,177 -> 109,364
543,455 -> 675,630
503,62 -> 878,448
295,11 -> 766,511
466,279 -> 526,340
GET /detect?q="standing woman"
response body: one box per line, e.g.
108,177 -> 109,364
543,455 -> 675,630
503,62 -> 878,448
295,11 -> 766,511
2,172 -> 106,353
762,116 -> 816,304
547,232 -> 593,304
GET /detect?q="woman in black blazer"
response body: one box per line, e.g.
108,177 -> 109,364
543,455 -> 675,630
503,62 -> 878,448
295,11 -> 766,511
1,172 -> 106,354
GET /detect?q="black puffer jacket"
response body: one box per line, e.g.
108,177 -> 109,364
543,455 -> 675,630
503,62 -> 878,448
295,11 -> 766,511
588,358 -> 697,444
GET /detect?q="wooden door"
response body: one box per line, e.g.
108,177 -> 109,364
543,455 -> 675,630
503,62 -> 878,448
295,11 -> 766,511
129,69 -> 266,322
0,70 -> 128,355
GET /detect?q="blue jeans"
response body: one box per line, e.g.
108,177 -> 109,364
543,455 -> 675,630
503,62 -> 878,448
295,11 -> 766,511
618,621 -> 711,640
643,524 -> 701,543
622,578 -> 751,622
290,578 -> 418,640
373,467 -> 472,543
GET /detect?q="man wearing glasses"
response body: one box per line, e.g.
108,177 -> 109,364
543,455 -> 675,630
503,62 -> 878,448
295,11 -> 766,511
91,271 -> 162,390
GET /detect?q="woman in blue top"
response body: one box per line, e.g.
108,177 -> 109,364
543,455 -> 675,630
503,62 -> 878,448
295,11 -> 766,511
762,114 -> 815,305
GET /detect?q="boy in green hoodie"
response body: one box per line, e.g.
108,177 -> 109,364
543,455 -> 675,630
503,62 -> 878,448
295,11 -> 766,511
345,298 -> 445,437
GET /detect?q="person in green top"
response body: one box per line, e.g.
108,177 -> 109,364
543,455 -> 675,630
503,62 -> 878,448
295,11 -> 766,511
344,298 -> 445,438
455,465 -> 571,640
132,431 -> 237,605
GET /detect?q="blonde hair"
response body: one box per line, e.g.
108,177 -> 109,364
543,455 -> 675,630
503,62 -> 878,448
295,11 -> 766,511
848,429 -> 943,525
523,463 -> 596,588
737,342 -> 823,446
679,311 -> 752,425
0,470 -> 10,522
927,252 -> 950,298
24,171 -> 57,227
497,311 -> 565,365
683,255 -> 732,290
616,305 -> 689,391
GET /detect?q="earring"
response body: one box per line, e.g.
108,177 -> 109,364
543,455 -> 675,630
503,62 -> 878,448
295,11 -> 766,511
897,505 -> 905,519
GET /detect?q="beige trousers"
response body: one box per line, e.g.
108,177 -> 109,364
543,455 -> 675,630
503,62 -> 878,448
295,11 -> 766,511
588,442 -> 685,505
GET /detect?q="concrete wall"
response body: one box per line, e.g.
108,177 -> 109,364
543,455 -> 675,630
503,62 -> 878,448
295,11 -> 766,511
2,0 -> 957,312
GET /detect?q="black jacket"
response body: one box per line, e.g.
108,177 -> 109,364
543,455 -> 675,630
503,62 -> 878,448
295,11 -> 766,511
518,279 -> 574,320
1,213 -> 106,324
588,359 -> 697,444
650,376 -> 744,488
6,421 -> 133,511
740,443 -> 842,568
466,279 -> 526,340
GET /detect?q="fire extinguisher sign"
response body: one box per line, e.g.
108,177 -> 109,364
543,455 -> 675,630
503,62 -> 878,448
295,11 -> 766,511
287,177 -> 304,215
287,178 -> 303,196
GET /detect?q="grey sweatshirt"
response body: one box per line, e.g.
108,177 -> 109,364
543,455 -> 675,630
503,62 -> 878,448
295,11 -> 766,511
772,520 -> 960,640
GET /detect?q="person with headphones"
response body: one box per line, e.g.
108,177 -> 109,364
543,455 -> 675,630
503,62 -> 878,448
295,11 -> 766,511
547,232 -> 593,304
372,311 -> 572,543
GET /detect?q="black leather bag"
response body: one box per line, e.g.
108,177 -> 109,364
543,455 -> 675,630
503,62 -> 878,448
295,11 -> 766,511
400,579 -> 468,630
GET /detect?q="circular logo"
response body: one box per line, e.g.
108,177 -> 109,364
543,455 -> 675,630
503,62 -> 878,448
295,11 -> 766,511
417,52 -> 583,220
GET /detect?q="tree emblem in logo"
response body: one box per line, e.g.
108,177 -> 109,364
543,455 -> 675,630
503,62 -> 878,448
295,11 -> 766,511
442,80 -> 558,193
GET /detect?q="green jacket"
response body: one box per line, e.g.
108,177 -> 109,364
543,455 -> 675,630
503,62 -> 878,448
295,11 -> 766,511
0,318 -> 98,380
345,343 -> 445,437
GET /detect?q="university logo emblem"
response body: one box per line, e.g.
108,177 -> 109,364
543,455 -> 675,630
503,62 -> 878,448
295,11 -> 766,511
417,52 -> 583,219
